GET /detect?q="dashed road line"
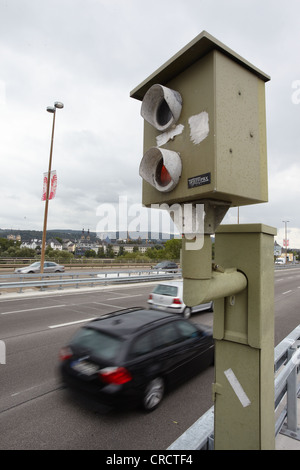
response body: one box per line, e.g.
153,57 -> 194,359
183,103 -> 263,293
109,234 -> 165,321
92,301 -> 124,309
49,317 -> 96,329
1,305 -> 66,315
105,294 -> 142,301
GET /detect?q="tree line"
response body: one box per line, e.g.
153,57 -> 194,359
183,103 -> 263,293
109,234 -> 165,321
0,237 -> 182,263
83,238 -> 182,262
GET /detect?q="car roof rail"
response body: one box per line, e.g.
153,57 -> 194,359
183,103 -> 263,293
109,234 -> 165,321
137,315 -> 174,331
88,307 -> 175,332
90,306 -> 144,322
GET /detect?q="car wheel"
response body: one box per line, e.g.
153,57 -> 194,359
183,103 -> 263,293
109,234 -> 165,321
143,377 -> 164,412
182,307 -> 191,319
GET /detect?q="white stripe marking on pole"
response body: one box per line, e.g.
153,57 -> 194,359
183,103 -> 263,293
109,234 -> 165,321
224,368 -> 251,408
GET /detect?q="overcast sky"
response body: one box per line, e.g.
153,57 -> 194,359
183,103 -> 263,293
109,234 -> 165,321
1,0 -> 300,248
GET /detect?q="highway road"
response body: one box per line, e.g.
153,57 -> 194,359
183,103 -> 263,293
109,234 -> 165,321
0,267 -> 299,450
274,267 -> 300,344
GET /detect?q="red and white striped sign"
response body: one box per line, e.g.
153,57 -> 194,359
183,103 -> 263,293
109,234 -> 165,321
42,170 -> 57,201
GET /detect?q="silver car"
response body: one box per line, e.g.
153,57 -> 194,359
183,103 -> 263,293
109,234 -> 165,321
14,261 -> 65,274
148,280 -> 213,319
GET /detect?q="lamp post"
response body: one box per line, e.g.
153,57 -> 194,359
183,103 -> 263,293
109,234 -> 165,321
40,101 -> 64,274
282,220 -> 289,264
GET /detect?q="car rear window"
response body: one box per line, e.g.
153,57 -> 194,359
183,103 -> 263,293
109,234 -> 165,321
70,327 -> 122,361
153,284 -> 178,296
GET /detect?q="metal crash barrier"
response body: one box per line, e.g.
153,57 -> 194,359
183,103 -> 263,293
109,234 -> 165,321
0,269 -> 181,293
168,324 -> 300,450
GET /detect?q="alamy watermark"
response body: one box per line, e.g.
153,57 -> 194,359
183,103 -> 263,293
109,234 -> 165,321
0,80 -> 6,109
291,80 -> 300,104
0,340 -> 6,365
96,196 -> 205,250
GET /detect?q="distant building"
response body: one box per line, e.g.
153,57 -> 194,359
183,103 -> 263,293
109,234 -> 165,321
274,241 -> 282,257
7,234 -> 21,242
21,238 -> 62,251
110,243 -> 149,256
48,238 -> 63,251
62,240 -> 76,253
75,228 -> 99,256
21,239 -> 42,250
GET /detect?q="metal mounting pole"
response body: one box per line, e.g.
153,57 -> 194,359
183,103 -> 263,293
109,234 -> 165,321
213,224 -> 276,450
40,110 -> 56,274
40,101 -> 63,274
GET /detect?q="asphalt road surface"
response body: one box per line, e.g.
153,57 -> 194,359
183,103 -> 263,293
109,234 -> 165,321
0,267 -> 299,450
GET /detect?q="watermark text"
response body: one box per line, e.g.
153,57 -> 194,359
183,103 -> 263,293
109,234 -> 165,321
96,196 -> 205,251
291,80 -> 300,104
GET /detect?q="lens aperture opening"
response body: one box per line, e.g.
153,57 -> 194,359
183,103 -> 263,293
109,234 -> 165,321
156,159 -> 172,187
156,99 -> 172,127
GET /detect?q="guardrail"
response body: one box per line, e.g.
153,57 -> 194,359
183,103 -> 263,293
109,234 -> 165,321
274,325 -> 300,439
168,324 -> 300,450
275,264 -> 300,270
0,269 -> 181,293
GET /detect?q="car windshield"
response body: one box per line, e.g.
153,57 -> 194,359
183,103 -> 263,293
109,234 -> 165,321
70,327 -> 122,361
29,262 -> 40,267
153,284 -> 178,296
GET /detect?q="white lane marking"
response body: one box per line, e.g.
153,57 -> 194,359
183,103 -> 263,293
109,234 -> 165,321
224,368 -> 251,408
11,385 -> 39,397
92,302 -> 125,309
105,294 -> 142,301
1,304 -> 66,315
282,290 -> 292,295
49,317 -> 96,329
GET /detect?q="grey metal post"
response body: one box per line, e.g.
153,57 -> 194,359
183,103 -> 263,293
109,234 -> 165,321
287,347 -> 298,433
280,345 -> 300,440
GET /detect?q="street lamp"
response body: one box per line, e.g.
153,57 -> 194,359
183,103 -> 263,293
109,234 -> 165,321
40,101 -> 64,274
282,220 -> 289,264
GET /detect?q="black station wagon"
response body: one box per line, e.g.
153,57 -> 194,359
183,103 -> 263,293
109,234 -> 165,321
59,307 -> 214,411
